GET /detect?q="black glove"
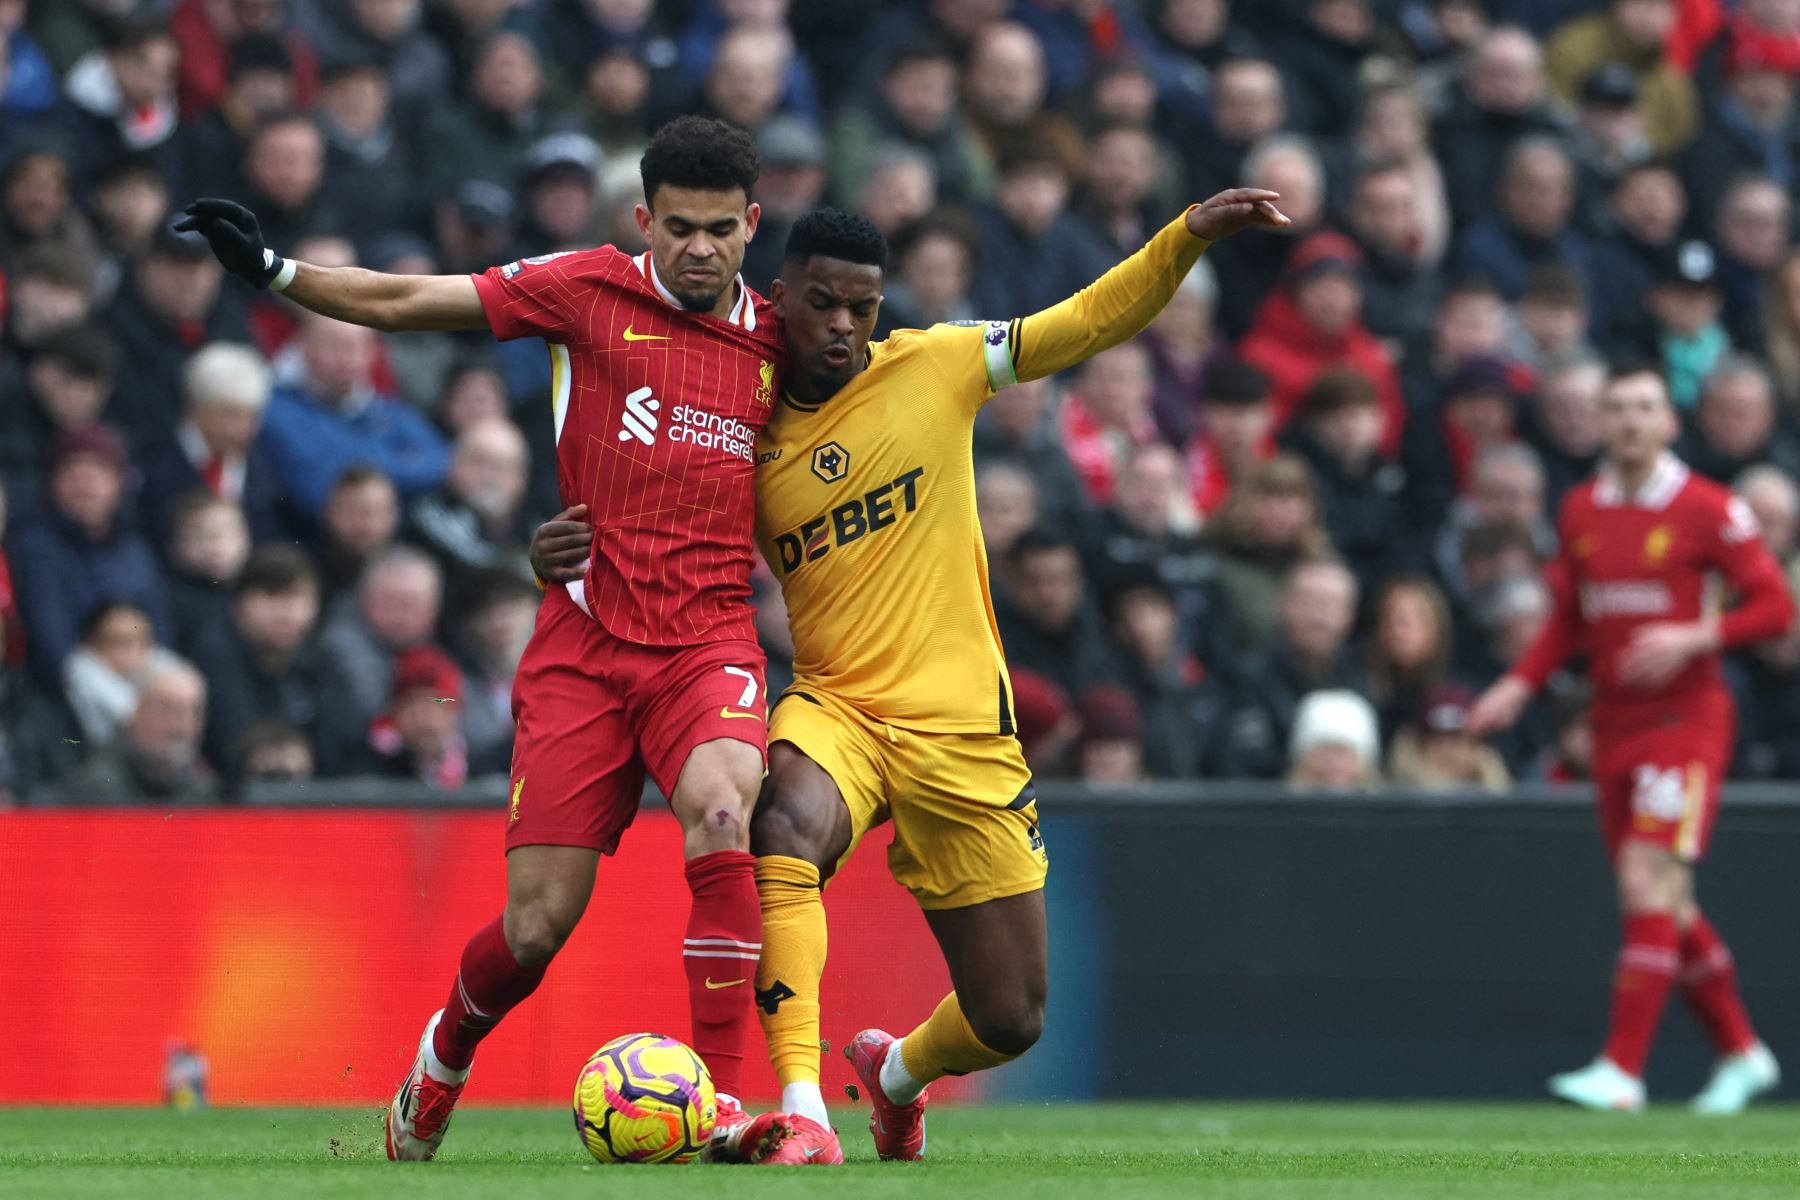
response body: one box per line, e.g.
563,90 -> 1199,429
175,199 -> 287,289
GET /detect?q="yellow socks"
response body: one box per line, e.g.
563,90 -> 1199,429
753,856 -> 828,1090
890,992 -> 1017,1101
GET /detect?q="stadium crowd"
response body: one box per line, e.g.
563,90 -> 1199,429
4,0 -> 1800,803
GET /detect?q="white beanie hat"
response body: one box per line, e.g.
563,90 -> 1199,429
1289,689 -> 1381,772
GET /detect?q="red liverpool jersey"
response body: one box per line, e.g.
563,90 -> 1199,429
473,247 -> 786,646
1511,453 -> 1793,707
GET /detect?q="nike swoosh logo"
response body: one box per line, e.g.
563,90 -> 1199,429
803,1147 -> 824,1159
622,325 -> 669,342
718,707 -> 763,721
705,978 -> 747,990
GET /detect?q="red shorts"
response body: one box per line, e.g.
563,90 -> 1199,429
505,585 -> 767,854
1592,694 -> 1734,863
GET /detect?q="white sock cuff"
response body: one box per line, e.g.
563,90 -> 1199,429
780,1081 -> 829,1127
879,1037 -> 926,1105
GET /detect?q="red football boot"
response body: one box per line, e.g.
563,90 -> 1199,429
701,1095 -> 790,1163
760,1114 -> 844,1164
845,1028 -> 927,1161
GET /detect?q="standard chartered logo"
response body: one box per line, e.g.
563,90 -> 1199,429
618,386 -> 660,444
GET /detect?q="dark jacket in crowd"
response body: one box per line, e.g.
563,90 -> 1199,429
1282,425 -> 1414,594
187,625 -> 328,777
1215,640 -> 1372,779
8,506 -> 171,687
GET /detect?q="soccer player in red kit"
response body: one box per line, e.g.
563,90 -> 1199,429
179,117 -> 791,1160
1470,366 -> 1793,1113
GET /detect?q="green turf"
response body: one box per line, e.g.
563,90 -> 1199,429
3,1102 -> 1799,1198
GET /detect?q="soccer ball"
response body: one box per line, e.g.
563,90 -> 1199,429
572,1033 -> 716,1164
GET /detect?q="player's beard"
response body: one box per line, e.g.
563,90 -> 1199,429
671,285 -> 723,313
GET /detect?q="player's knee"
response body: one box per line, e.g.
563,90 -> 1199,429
505,900 -> 579,968
749,793 -> 836,867
965,997 -> 1044,1058
1615,849 -> 1678,913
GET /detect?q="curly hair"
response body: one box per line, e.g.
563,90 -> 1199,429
782,207 -> 888,272
639,116 -> 760,207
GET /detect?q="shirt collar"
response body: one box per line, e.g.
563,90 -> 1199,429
1596,451 -> 1688,510
635,252 -> 755,330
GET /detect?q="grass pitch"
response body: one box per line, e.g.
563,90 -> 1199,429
3,1102 -> 1798,1198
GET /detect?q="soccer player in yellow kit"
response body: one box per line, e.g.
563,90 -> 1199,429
533,190 -> 1286,1162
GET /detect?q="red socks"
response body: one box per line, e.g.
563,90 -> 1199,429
1602,912 -> 1680,1077
682,850 -> 762,1100
1680,914 -> 1758,1056
432,916 -> 548,1072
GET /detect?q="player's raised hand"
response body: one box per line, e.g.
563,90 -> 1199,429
1185,189 -> 1291,242
1619,621 -> 1712,690
175,198 -> 286,288
530,505 -> 594,585
1466,675 -> 1531,736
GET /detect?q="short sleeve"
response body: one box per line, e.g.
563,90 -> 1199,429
904,320 -> 1020,413
471,247 -> 614,342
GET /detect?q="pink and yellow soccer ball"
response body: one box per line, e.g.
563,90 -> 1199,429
572,1033 -> 717,1164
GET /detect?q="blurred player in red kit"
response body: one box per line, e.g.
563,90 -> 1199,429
180,117 -> 792,1161
1471,366 -> 1793,1113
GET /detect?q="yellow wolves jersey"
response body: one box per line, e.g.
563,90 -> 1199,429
754,212 -> 1210,733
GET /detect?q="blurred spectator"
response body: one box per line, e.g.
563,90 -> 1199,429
163,490 -> 250,659
1143,0 -> 1230,131
298,0 -> 450,123
56,15 -> 182,186
1228,559 -> 1369,779
141,342 -> 283,550
0,323 -> 116,500
1682,355 -> 1800,483
1285,687 -> 1382,789
1207,453 -> 1331,649
1451,137 -> 1608,326
1432,26 -> 1564,229
1762,247 -> 1800,404
1679,30 -> 1800,234
260,313 -> 450,521
424,31 -> 547,195
878,210 -> 977,333
1208,134 -> 1327,340
696,26 -> 796,135
403,417 -> 535,604
0,0 -> 57,121
1735,464 -> 1800,595
315,464 -> 400,602
62,598 -> 179,747
1075,682 -> 1146,784
363,643 -> 489,788
853,143 -> 936,240
9,425 -> 168,687
1406,355 -> 1533,531
1510,265 -> 1594,369
1282,368 -> 1411,591
1387,681 -> 1512,788
994,529 -> 1120,702
1564,63 -> 1655,222
1400,277 -> 1511,412
1523,355 -> 1607,504
829,35 -> 986,209
1329,80 -> 1451,269
314,52 -> 415,245
1074,123 -> 1167,258
1366,573 -> 1457,745
177,33 -> 298,200
1343,159 -> 1443,347
188,544 -> 324,776
1711,175 -> 1790,350
742,118 -> 825,291
1081,442 -> 1233,662
0,147 -> 100,268
86,155 -> 173,269
679,0 -> 820,122
1107,580 -> 1228,779
1643,239 -> 1730,411
240,111 -> 353,249
974,459 -> 1040,563
1142,262 -> 1218,446
961,22 -> 1084,182
1007,664 -> 1080,778
450,570 -> 535,768
1433,441 -> 1550,599
1272,0 -> 1377,139
1544,0 -> 1697,157
577,33 -> 659,159
314,544 -> 441,770
170,0 -> 317,121
5,242 -> 99,354
968,141 -> 1114,319
1237,230 -> 1406,453
104,224 -> 248,450
53,657 -> 217,805
1060,342 -> 1158,505
234,718 -> 314,787
973,377 -> 1092,533
1187,54 -> 1285,202
1187,359 -> 1275,517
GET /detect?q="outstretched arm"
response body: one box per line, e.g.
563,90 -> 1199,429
1002,189 -> 1289,387
177,199 -> 486,332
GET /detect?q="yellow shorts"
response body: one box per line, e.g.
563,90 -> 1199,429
769,687 -> 1048,910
